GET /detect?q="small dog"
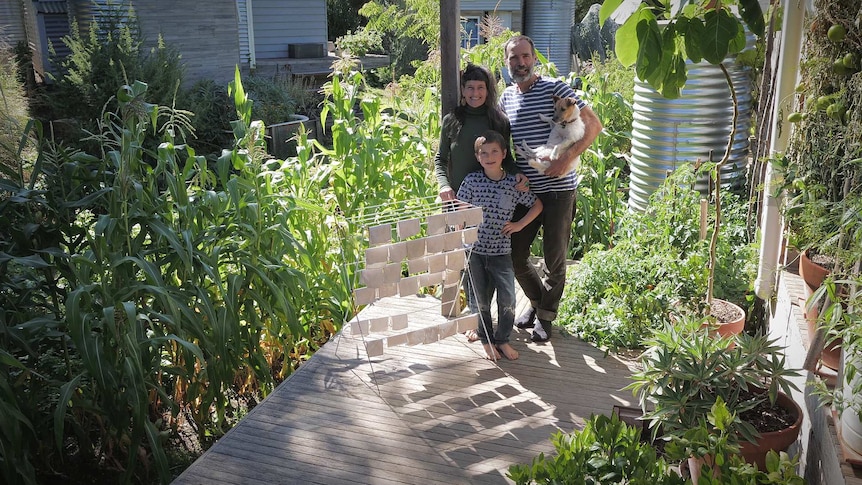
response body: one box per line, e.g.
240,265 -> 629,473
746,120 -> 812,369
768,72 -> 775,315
515,95 -> 586,175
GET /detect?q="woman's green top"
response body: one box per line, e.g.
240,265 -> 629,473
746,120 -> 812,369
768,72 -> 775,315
434,104 -> 516,194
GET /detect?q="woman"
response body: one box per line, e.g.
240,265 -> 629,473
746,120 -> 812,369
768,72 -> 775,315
434,64 -> 519,202
434,64 -> 523,342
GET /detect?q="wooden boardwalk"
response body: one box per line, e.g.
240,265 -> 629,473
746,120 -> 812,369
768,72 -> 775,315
173,291 -> 639,485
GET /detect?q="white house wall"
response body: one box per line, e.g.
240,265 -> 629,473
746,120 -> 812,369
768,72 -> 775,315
251,0 -> 327,59
460,0 -> 522,32
461,0 -> 521,10
133,0 -> 240,85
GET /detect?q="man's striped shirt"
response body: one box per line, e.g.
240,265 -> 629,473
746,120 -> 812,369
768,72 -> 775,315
500,77 -> 586,193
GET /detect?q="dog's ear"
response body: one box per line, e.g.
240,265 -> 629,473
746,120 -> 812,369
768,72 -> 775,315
565,97 -> 576,107
552,95 -> 561,102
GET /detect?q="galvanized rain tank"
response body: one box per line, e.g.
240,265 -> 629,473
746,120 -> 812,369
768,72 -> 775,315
628,50 -> 753,212
524,0 -> 576,74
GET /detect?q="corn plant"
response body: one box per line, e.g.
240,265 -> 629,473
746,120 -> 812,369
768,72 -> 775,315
1,73 -> 342,483
566,56 -> 633,258
315,69 -> 438,270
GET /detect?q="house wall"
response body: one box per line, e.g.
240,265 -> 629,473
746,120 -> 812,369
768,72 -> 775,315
0,0 -> 27,45
251,0 -> 327,60
133,0 -> 240,86
461,0 -> 524,32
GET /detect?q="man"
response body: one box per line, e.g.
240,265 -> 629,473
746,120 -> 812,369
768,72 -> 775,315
500,35 -> 603,342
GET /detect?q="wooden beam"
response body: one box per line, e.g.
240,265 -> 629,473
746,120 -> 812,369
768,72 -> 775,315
440,0 -> 460,116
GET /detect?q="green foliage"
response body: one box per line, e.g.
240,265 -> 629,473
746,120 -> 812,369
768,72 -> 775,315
507,413 -> 686,485
558,165 -> 757,349
784,0 -> 862,266
44,6 -> 184,150
326,0 -> 367,41
0,70 -> 383,482
240,74 -> 298,126
600,0 -> 764,98
316,69 -> 438,220
174,79 -> 235,157
336,28 -> 384,56
1,41 -> 35,174
628,320 -> 800,444
565,52 -> 634,257
665,399 -> 805,484
359,0 -> 440,49
809,273 -> 862,415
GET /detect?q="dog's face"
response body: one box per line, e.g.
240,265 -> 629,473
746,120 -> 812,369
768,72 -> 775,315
551,95 -> 580,123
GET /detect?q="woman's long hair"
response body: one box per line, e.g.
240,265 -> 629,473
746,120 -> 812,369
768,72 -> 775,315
446,64 -> 509,139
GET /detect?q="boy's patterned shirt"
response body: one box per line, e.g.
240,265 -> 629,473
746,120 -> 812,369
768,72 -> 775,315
457,171 -> 537,256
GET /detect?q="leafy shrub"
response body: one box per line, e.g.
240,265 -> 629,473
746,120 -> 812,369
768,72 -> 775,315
558,165 -> 757,350
567,54 -> 633,257
241,74 -> 299,125
175,79 -> 235,156
0,41 -> 32,172
1,61 -> 443,482
336,28 -> 384,56
507,413 -> 685,485
44,5 -> 184,146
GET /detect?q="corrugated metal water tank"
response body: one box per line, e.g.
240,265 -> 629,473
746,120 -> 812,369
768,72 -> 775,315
524,0 -> 575,74
628,56 -> 753,212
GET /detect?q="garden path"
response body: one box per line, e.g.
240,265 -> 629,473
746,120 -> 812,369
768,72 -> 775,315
172,287 -> 639,485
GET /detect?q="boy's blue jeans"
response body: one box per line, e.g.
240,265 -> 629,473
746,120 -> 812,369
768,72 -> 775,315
467,252 -> 516,345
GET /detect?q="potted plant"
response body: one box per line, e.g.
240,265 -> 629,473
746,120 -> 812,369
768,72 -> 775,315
668,399 -> 805,484
627,318 -> 803,470
241,71 -> 310,159
557,163 -> 756,350
810,272 -> 862,456
506,400 -> 806,485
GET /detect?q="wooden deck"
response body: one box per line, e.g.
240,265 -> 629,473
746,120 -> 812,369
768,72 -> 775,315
172,289 -> 640,485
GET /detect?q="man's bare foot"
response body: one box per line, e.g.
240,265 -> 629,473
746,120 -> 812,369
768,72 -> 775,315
483,343 -> 501,360
497,343 -> 519,360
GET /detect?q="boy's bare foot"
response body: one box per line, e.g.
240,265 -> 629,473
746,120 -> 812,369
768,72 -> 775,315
483,343 -> 502,360
497,343 -> 519,360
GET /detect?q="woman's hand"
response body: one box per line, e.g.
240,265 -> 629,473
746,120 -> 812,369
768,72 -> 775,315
514,173 -> 530,192
439,187 -> 456,202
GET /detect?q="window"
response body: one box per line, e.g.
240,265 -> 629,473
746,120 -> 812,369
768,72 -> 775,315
461,16 -> 480,49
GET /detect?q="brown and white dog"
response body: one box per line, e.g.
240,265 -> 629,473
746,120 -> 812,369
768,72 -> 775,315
515,95 -> 586,175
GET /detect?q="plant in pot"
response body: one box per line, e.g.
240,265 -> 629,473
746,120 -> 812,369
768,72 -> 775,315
557,163 -> 756,350
599,0 -> 765,335
810,271 -> 862,457
666,398 -> 805,484
799,194 -> 862,373
627,318 -> 803,471
505,399 -> 806,484
241,73 -> 310,159
782,182 -> 839,290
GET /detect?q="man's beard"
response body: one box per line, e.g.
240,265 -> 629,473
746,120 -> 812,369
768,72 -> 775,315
509,64 -> 534,84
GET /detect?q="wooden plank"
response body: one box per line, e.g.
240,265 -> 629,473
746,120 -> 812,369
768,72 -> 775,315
173,281 -> 637,485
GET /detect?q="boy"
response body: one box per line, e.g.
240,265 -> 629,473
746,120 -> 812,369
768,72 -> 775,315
456,130 -> 543,360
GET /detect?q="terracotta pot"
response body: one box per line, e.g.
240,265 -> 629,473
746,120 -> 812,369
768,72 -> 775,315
698,299 -> 745,349
712,299 -> 745,339
802,291 -> 842,371
799,249 -> 830,291
739,391 -> 803,470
